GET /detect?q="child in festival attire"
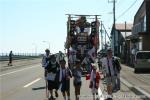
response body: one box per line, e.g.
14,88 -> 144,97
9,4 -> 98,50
57,59 -> 72,100
72,59 -> 83,100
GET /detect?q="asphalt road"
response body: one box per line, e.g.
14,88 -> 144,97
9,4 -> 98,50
120,65 -> 150,99
0,63 -> 149,100
0,58 -> 41,71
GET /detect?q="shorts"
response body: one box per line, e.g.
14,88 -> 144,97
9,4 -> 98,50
73,81 -> 82,87
48,80 -> 57,90
61,80 -> 70,92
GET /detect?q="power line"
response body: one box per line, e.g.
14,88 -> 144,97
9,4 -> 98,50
116,0 -> 138,20
116,0 -> 122,6
102,23 -> 111,41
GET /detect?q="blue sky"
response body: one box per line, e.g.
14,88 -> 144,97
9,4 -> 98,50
0,0 -> 143,54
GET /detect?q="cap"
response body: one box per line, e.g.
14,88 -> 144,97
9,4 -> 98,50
45,49 -> 50,52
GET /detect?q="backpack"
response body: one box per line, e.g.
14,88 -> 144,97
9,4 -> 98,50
46,55 -> 60,73
113,57 -> 121,72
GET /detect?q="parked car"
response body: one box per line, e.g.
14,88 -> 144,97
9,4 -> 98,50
134,51 -> 150,73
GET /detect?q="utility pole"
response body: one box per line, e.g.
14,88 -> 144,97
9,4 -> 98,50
124,21 -> 127,64
113,0 -> 116,55
105,26 -> 106,50
113,0 -> 116,29
125,21 -> 127,38
109,0 -> 116,55
100,21 -> 103,50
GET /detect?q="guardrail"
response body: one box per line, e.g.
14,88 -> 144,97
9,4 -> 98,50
0,55 -> 42,61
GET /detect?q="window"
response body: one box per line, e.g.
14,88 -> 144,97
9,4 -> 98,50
132,15 -> 146,34
144,15 -> 146,32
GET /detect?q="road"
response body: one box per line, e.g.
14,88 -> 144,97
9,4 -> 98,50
120,65 -> 150,99
0,62 -> 149,100
0,58 -> 41,71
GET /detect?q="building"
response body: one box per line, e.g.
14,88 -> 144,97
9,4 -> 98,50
110,0 -> 150,65
111,23 -> 133,60
130,0 -> 150,51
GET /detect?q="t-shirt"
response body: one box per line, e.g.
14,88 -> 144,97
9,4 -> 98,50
58,67 -> 72,82
73,68 -> 82,83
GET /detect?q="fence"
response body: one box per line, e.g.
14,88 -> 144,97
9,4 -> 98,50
0,53 -> 43,61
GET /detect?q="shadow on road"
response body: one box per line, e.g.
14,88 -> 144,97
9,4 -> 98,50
32,86 -> 46,90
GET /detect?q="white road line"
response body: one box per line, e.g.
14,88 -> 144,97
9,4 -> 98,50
98,87 -> 105,100
23,78 -> 41,88
120,77 -> 150,99
0,65 -> 38,77
120,77 -> 133,88
134,86 -> 150,98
